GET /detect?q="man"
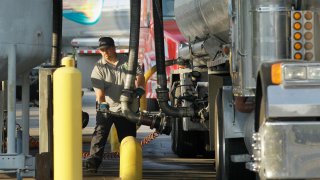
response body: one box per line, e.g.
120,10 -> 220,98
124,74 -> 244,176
85,37 -> 145,172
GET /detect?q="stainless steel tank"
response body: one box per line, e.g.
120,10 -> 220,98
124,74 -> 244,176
0,0 -> 52,81
251,0 -> 291,77
174,0 -> 230,43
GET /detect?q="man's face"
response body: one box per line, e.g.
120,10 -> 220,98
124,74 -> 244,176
99,46 -> 116,60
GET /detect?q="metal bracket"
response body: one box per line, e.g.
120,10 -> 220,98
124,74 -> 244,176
0,154 -> 35,177
231,154 -> 251,163
253,7 -> 290,12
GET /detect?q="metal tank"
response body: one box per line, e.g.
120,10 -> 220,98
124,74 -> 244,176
232,0 -> 291,95
251,0 -> 291,77
174,0 -> 230,43
0,0 -> 52,81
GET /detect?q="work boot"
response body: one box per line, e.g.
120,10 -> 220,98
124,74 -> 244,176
84,157 -> 101,173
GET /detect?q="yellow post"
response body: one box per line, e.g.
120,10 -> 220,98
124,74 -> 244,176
119,136 -> 142,180
140,65 -> 157,111
53,57 -> 82,180
108,124 -> 120,152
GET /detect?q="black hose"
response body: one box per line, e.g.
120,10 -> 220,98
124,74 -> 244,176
120,0 -> 149,124
153,0 -> 194,117
152,0 -> 167,87
51,0 -> 62,66
124,0 -> 141,90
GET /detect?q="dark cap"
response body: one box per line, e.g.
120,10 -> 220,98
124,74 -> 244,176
98,37 -> 115,49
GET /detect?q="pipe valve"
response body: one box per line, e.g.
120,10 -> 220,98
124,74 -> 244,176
156,115 -> 172,135
139,111 -> 172,135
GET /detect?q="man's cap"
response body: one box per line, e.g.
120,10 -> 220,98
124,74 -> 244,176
98,37 -> 115,49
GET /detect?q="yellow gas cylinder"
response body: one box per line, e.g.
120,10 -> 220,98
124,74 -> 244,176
53,57 -> 82,180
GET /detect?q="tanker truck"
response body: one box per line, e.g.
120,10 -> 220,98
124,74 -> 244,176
165,0 -> 320,179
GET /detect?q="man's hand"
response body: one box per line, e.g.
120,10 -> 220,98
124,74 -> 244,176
136,86 -> 145,98
96,102 -> 110,119
97,102 -> 110,112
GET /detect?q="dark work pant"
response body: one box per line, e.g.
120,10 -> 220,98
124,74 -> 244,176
89,111 -> 136,165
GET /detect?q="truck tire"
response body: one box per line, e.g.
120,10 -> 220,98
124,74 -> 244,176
258,95 -> 266,127
215,88 -> 228,179
171,117 -> 205,157
215,88 -> 255,180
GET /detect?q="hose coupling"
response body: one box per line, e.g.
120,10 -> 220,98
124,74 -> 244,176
156,88 -> 169,102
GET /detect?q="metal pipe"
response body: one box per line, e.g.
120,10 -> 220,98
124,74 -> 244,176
119,136 -> 142,180
7,44 -> 16,154
178,41 -> 208,60
22,71 -> 30,155
153,0 -> 194,117
0,82 -> 3,153
2,81 -> 7,110
16,127 -> 22,154
120,0 -> 142,122
1,81 -> 7,153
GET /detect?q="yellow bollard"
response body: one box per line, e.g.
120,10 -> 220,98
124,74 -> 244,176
108,124 -> 120,152
53,57 -> 82,180
140,65 -> 157,111
120,136 -> 142,180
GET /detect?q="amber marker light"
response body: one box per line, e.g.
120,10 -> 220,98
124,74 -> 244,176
294,53 -> 302,60
294,42 -> 302,50
271,63 -> 282,84
294,22 -> 302,30
293,12 -> 301,20
294,32 -> 302,40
